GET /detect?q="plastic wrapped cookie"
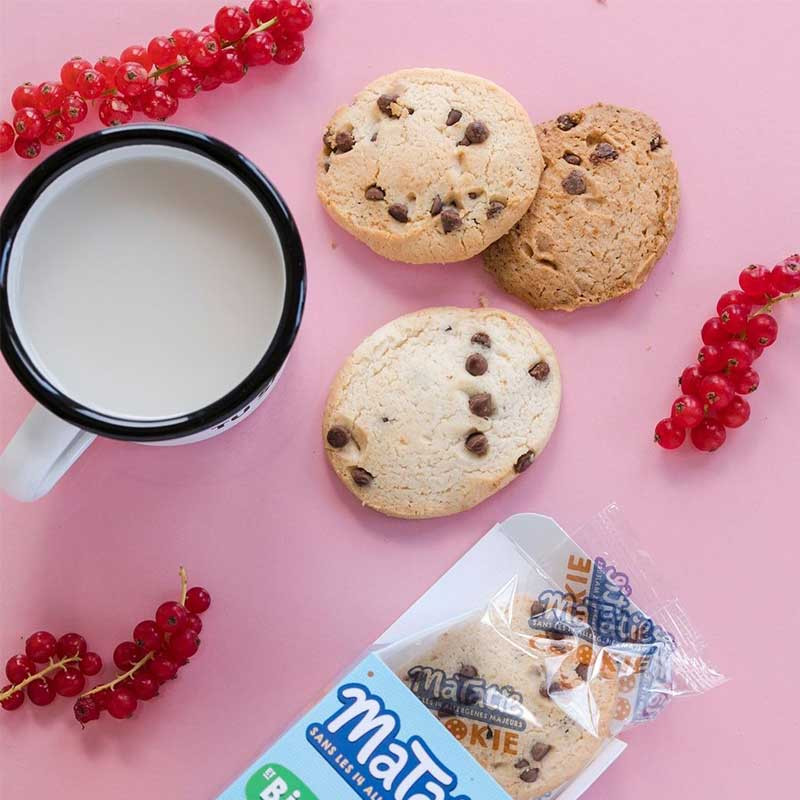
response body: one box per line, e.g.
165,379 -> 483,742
317,68 -> 543,264
322,307 -> 561,518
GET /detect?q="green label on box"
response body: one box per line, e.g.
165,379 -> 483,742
245,763 -> 317,800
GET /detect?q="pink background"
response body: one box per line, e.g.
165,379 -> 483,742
1,0 -> 798,797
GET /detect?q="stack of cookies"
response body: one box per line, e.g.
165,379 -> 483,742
317,68 -> 679,311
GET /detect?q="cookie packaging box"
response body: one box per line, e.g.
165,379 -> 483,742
217,507 -> 722,800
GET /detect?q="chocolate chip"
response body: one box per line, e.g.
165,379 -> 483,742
514,759 -> 530,770
529,361 -> 550,380
562,170 -> 586,195
334,131 -> 355,154
441,207 -> 462,233
457,137 -> 470,147
465,120 -> 489,143
377,93 -> 399,116
351,467 -> 373,487
649,134 -> 663,151
471,332 -> 491,348
365,185 -> 385,201
388,203 -> 409,223
469,392 -> 493,418
563,151 -> 582,165
520,768 -> 539,783
487,201 -> 505,219
446,108 -> 462,126
465,432 -> 488,456
326,426 -> 350,448
575,663 -> 589,681
437,703 -> 455,718
531,743 -> 552,762
530,600 -> 546,616
556,113 -> 579,131
457,664 -> 479,679
465,353 -> 488,376
444,325 -> 452,332
590,142 -> 619,164
514,451 -> 535,473
430,195 -> 443,216
370,131 -> 378,142
468,191 -> 479,199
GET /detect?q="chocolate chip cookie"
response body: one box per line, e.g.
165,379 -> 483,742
323,307 -> 561,519
317,69 -> 543,264
483,103 -> 680,310
397,593 -> 618,797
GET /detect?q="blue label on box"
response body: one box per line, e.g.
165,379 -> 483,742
217,654 -> 507,800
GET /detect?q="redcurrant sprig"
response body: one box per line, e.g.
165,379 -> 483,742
1,633 -> 103,712
655,254 -> 799,453
73,567 -> 211,725
0,1 -> 313,160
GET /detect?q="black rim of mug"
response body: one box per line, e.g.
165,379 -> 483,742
0,124 -> 306,442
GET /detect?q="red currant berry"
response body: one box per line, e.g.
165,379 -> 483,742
148,35 -> 179,68
242,31 -> 276,66
715,289 -> 752,316
35,81 -> 67,112
202,24 -> 219,35
131,671 -> 159,700
0,121 -> 14,153
171,28 -> 196,54
11,82 -> 38,110
53,667 -> 85,697
654,417 -> 686,450
185,586 -> 212,614
700,317 -> 728,346
187,32 -> 222,69
697,344 -> 725,375
6,654 -> 36,684
124,86 -> 153,113
213,50 -> 247,83
186,613 -> 203,635
93,688 -> 112,710
1,686 -> 25,711
56,633 -> 87,659
98,97 -> 133,127
113,641 -> 143,670
718,304 -> 748,335
720,339 -> 754,373
60,58 -> 92,91
26,631 -> 57,662
107,687 -> 138,719
94,55 -> 121,83
120,45 -> 152,70
80,651 -> 103,676
115,63 -> 150,97
679,364 -> 703,396
250,0 -> 278,24
166,65 -> 202,99
746,313 -> 778,348
76,68 -> 107,99
149,652 -> 179,682
60,92 -> 88,124
156,601 -> 189,633
73,694 -> 100,724
670,395 -> 703,428
13,107 -> 46,140
27,677 -> 56,705
273,30 -> 304,65
200,70 -> 223,91
42,117 -> 75,146
699,373 -> 735,409
739,264 -> 776,301
277,0 -> 313,33
215,6 -> 252,42
716,395 -> 750,428
14,137 -> 41,159
690,419 -> 726,452
732,367 -> 759,395
168,629 -> 200,661
133,621 -> 162,651
770,259 -> 800,294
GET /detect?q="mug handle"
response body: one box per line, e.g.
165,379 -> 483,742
0,404 -> 96,502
